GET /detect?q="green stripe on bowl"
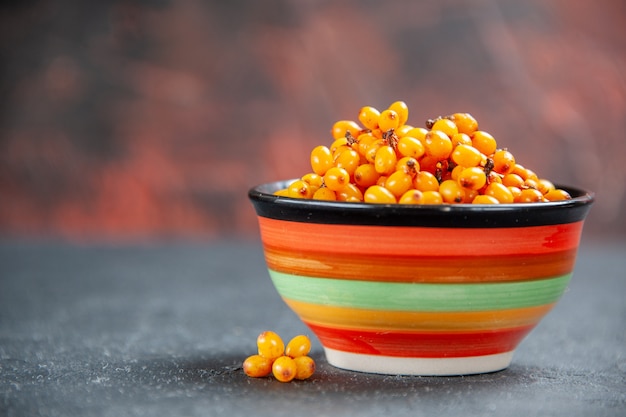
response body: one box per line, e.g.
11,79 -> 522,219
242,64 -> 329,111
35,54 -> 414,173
268,270 -> 571,312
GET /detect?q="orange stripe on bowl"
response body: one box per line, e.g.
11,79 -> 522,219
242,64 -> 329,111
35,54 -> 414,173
264,246 -> 577,283
285,299 -> 555,331
257,217 -> 584,257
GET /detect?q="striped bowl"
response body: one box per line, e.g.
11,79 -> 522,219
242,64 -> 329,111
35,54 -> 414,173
248,180 -> 594,375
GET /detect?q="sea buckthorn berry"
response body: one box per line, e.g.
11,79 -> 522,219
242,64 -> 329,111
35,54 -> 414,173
374,145 -> 398,175
431,118 -> 458,138
354,163 -> 380,188
457,167 -> 487,191
398,189 -> 425,204
294,356 -> 316,380
424,130 -> 453,160
451,144 -> 483,168
472,195 -> 500,204
365,139 -> 385,163
274,188 -> 289,197
502,173 -> 524,188
313,187 -> 337,201
358,106 -> 380,130
285,335 -> 312,358
524,178 -> 539,190
336,183 -> 364,202
405,127 -> 429,144
331,120 -> 361,140
272,356 -> 297,383
356,133 -> 376,156
301,173 -> 323,189
517,188 -> 544,203
364,185 -> 397,204
484,182 -> 514,204
395,124 -> 414,137
487,170 -> 503,185
397,136 -> 425,159
544,188 -> 572,201
471,130 -> 497,155
421,190 -> 444,204
287,180 -> 313,199
450,113 -> 478,135
385,170 -> 413,198
451,164 -> 465,181
257,331 -> 285,361
492,149 -> 516,174
310,145 -> 334,176
537,178 -> 556,195
439,179 -> 465,203
396,156 -> 419,175
388,101 -> 409,126
414,171 -> 440,192
378,109 -> 400,132
330,137 -> 349,154
243,354 -> 273,378
451,132 -> 472,147
334,148 -> 361,176
323,167 -> 350,192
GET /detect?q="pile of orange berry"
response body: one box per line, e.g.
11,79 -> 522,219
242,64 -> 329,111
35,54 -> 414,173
275,101 -> 572,204
243,331 -> 315,382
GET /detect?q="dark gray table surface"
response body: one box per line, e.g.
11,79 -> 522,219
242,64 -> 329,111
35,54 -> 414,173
1,238 -> 624,417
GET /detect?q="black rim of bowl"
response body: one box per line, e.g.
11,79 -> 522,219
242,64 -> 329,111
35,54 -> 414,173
248,180 -> 595,227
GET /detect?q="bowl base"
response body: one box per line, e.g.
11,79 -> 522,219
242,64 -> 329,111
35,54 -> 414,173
324,348 -> 514,376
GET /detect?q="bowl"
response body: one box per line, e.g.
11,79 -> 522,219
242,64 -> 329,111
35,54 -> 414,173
248,180 -> 594,376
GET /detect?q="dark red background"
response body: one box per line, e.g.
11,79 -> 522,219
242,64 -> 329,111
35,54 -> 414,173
1,0 -> 624,240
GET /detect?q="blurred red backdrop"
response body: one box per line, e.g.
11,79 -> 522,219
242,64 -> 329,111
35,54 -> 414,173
1,0 -> 624,240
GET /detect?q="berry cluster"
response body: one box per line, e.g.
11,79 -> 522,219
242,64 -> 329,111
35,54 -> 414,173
275,102 -> 571,204
243,331 -> 315,382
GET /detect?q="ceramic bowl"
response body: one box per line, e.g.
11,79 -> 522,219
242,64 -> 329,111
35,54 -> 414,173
248,180 -> 594,376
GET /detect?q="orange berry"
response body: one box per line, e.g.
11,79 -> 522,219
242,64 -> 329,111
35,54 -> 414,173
385,170 -> 413,198
439,179 -> 465,203
457,167 -> 487,191
285,335 -> 312,358
492,149 -> 516,175
483,182 -> 514,204
294,356 -> 316,380
471,131 -> 497,155
358,106 -> 380,130
257,331 -> 285,361
310,145 -> 334,176
431,118 -> 458,138
243,354 -> 273,378
472,195 -> 500,204
544,189 -> 572,201
424,130 -> 453,160
312,187 -> 337,201
364,185 -> 397,204
378,109 -> 400,132
414,171 -> 440,192
451,113 -> 478,135
331,120 -> 361,140
287,180 -> 313,199
323,167 -> 350,192
388,101 -> 409,126
374,145 -> 397,175
272,356 -> 297,383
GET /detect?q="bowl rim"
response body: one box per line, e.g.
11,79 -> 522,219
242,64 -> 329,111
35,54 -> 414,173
248,179 -> 594,227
